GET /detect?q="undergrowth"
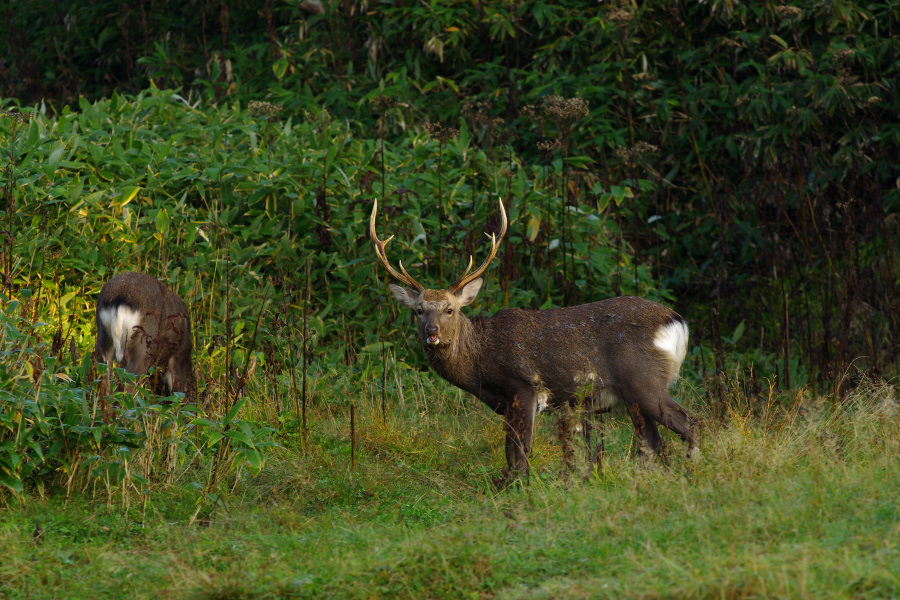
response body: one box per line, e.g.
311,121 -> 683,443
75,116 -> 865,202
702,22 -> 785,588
0,374 -> 897,599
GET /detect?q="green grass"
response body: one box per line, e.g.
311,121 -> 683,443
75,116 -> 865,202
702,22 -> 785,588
1,379 -> 898,599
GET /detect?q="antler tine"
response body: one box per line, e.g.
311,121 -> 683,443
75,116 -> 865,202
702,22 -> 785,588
448,198 -> 508,292
455,255 -> 474,284
369,200 -> 425,292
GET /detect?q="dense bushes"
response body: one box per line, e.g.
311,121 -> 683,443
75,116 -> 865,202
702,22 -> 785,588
2,0 -> 899,388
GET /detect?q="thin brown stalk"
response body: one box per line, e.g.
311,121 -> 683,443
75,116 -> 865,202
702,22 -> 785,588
302,257 -> 310,445
350,403 -> 356,470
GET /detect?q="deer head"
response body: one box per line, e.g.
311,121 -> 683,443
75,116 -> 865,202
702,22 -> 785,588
370,198 -> 507,353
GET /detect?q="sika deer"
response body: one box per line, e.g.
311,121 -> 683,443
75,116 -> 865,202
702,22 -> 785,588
371,198 -> 698,480
95,272 -> 195,400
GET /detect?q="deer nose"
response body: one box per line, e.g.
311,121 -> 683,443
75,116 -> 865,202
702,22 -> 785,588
426,324 -> 439,336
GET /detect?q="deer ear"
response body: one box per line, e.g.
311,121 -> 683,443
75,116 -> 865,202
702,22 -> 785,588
455,278 -> 483,306
388,284 -> 419,308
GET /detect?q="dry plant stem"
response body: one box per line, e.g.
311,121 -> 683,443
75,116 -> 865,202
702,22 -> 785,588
350,402 -> 356,470
288,311 -> 302,443
560,149 -> 569,301
199,261 -> 273,518
302,257 -> 310,445
581,394 -> 592,464
224,257 -> 233,407
2,114 -> 24,284
438,138 -> 445,288
235,284 -> 269,399
379,116 -> 388,423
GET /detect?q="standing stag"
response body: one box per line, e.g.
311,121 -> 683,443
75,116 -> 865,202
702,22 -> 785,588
371,198 -> 698,480
95,272 -> 195,400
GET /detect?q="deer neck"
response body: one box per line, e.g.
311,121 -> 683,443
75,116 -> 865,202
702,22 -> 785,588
425,314 -> 482,392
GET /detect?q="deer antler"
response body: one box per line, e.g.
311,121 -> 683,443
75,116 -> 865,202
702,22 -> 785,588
369,200 -> 425,292
448,198 -> 508,293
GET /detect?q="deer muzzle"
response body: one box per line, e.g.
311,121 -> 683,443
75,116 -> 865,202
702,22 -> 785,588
425,324 -> 440,346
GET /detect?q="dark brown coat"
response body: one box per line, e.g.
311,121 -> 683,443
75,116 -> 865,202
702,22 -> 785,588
95,272 -> 195,400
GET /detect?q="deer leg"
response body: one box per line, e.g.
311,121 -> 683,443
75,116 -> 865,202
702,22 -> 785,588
503,392 -> 535,476
120,325 -> 158,395
627,402 -> 663,458
167,342 -> 194,400
95,326 -> 114,398
653,394 -> 699,459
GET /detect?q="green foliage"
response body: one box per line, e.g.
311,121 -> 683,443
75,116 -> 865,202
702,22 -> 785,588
1,89 -> 652,375
1,0 -> 899,507
0,292 -> 273,498
5,0 -> 898,386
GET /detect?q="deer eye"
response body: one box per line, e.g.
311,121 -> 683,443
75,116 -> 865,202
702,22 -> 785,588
445,308 -> 453,315
416,307 -> 424,315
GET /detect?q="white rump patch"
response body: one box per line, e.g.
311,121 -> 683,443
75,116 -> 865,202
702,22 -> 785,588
653,319 -> 689,383
98,305 -> 143,363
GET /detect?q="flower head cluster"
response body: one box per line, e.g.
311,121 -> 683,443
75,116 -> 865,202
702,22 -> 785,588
424,120 -> 459,143
541,95 -> 589,127
775,6 -> 802,19
537,138 -> 562,153
832,48 -> 854,62
462,99 -> 492,125
616,141 -> 659,167
373,95 -> 397,113
248,100 -> 283,119
606,0 -> 633,24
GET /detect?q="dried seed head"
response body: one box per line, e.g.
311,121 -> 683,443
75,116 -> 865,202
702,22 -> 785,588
832,48 -> 854,62
373,95 -> 397,113
616,141 -> 659,167
537,138 -> 562,153
521,105 -> 538,120
542,95 -> 589,127
607,4 -> 633,23
248,100 -> 284,118
424,119 -> 459,143
462,99 -> 492,125
2,110 -> 32,128
304,108 -> 332,130
775,5 -> 802,19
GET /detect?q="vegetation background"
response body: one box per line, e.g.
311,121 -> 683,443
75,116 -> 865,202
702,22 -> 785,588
0,0 -> 898,598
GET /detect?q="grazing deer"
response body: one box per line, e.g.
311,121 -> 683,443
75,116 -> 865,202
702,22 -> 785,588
95,272 -> 195,400
371,198 -> 698,480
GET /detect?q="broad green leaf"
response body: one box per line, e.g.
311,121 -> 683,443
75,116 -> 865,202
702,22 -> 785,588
48,143 -> 65,166
223,429 -> 253,445
59,291 -> 78,310
272,57 -> 289,80
527,214 -> 541,241
155,208 -> 170,236
360,341 -> 394,353
610,185 -> 634,205
114,186 -> 141,207
224,397 -> 247,423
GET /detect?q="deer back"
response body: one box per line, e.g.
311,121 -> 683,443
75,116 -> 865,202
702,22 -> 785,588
461,296 -> 687,410
95,272 -> 194,397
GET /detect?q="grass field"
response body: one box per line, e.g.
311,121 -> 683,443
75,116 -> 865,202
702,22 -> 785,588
1,376 -> 898,599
